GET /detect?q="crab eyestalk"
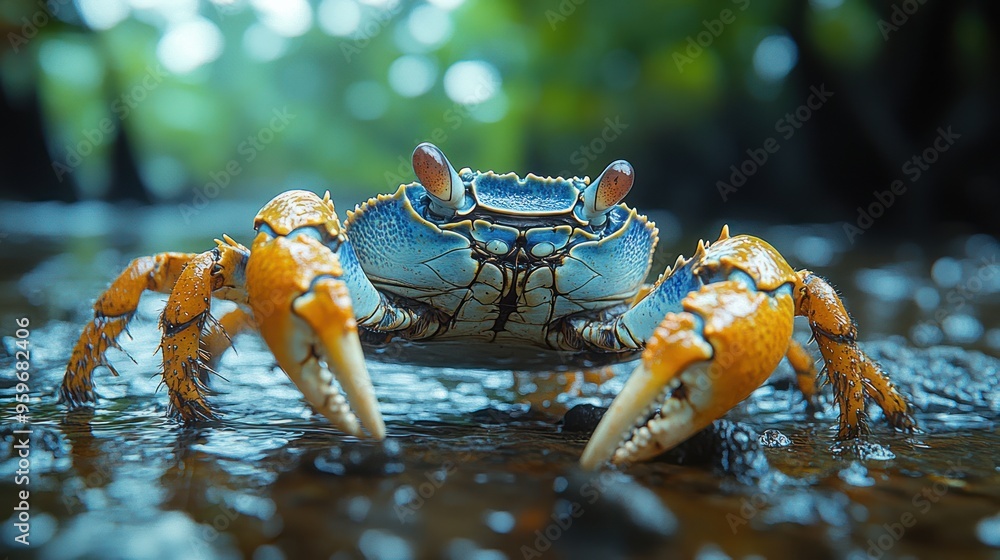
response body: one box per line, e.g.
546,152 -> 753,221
412,142 -> 467,214
578,160 -> 634,226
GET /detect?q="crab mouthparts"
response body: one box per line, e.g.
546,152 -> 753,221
580,362 -> 717,469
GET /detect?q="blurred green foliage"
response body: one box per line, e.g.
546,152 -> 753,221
0,0 -> 994,227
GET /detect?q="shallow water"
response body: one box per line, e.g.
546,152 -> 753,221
0,203 -> 998,559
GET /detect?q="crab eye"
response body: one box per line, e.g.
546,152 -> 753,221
412,142 -> 465,213
579,160 -> 634,226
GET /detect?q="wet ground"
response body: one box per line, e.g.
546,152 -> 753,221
0,201 -> 998,560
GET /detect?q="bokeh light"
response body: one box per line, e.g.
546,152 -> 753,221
752,33 -> 799,82
388,55 -> 437,97
156,18 -> 224,74
443,60 -> 500,105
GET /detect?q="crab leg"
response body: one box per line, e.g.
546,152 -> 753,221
796,272 -> 916,437
60,251 -> 197,406
248,192 -> 385,439
201,307 -> 257,368
785,338 -> 818,404
159,238 -> 250,420
580,278 -> 795,468
580,229 -> 916,467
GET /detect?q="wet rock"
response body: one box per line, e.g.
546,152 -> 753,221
469,405 -> 540,425
830,438 -> 896,461
758,429 -> 792,448
559,403 -> 606,432
658,420 -> 772,484
865,337 -> 1000,416
539,471 -> 676,557
559,408 -> 772,483
309,439 -> 404,477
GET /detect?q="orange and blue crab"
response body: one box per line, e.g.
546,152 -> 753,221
59,143 -> 916,468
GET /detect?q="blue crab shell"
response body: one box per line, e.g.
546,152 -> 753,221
343,168 -> 658,362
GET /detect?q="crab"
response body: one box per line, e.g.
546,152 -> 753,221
59,142 -> 916,468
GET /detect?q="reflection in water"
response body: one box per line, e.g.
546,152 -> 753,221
0,224 -> 998,559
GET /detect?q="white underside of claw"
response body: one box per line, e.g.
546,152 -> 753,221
281,310 -> 385,440
581,361 -> 718,469
615,363 -> 714,464
299,357 -> 362,436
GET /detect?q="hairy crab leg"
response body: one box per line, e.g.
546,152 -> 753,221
60,251 -> 197,407
248,191 -> 385,439
580,229 -> 917,468
200,307 -> 257,369
785,338 -> 818,404
159,238 -> 250,420
580,279 -> 795,468
795,272 -> 916,437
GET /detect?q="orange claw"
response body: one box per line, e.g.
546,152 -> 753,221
247,192 -> 385,439
581,280 -> 794,468
581,231 -> 916,468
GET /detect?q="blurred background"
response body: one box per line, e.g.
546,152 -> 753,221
0,0 -> 997,237
2,4 -> 1000,559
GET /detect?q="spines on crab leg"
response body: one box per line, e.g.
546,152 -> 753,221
159,237 -> 250,420
60,251 -> 197,407
201,307 -> 257,369
785,338 -> 818,404
795,271 -> 916,437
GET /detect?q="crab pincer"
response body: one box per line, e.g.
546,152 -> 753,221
247,191 -> 385,439
61,144 -> 914,465
580,275 -> 794,468
580,233 -> 916,468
